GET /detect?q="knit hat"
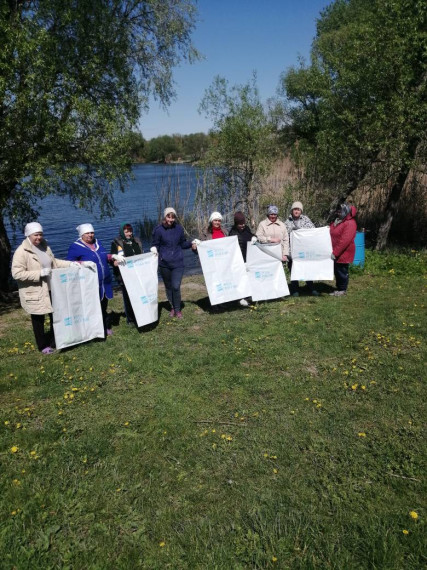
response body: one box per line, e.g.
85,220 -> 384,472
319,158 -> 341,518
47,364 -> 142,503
291,201 -> 303,212
209,211 -> 223,223
76,223 -> 95,237
234,211 -> 246,225
24,222 -> 43,237
164,207 -> 177,218
267,205 -> 279,215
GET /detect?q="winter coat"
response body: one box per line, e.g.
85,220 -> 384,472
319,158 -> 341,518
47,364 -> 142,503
67,239 -> 113,299
329,206 -> 357,263
11,238 -> 70,315
228,225 -> 255,262
151,222 -> 192,269
256,218 -> 289,257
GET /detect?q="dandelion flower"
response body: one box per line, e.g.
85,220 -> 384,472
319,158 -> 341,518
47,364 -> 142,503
409,511 -> 418,520
272,556 -> 278,563
10,446 -> 19,453
358,432 -> 366,438
402,529 -> 409,535
159,541 -> 166,547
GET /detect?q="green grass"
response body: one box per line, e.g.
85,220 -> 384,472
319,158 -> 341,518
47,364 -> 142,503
1,251 -> 426,569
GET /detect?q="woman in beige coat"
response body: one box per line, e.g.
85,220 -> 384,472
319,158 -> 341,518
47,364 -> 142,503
11,222 -> 78,354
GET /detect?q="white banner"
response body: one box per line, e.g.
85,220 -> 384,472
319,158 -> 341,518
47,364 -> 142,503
246,243 -> 290,301
290,227 -> 334,281
51,267 -> 104,349
118,253 -> 158,327
198,236 -> 251,305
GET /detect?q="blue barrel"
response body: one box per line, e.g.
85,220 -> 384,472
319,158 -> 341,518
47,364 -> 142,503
352,231 -> 365,267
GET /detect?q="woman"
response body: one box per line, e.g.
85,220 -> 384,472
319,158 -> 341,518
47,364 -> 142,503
67,223 -> 124,335
329,203 -> 357,296
284,201 -> 319,296
111,223 -> 143,325
151,208 -> 195,319
228,211 -> 255,307
11,222 -> 79,354
201,211 -> 227,240
256,205 -> 289,261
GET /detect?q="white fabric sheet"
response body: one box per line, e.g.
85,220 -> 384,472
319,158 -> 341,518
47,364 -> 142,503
290,227 -> 334,281
51,266 -> 104,349
198,236 -> 251,305
246,243 -> 290,301
118,253 -> 159,327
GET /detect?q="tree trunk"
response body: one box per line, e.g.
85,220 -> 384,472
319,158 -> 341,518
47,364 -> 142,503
375,165 -> 410,251
0,212 -> 12,296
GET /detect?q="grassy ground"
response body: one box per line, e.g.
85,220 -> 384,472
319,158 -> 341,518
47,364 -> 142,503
0,250 -> 425,569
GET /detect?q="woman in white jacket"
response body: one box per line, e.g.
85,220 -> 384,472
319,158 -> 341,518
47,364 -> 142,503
11,222 -> 76,354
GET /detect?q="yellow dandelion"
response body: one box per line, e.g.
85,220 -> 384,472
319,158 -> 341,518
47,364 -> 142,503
272,556 -> 278,563
10,446 -> 19,453
30,450 -> 36,456
124,421 -> 130,427
273,468 -> 278,474
409,511 -> 418,520
358,432 -> 366,438
402,529 -> 409,535
159,541 -> 166,548
12,479 -> 21,486
351,384 -> 358,390
11,511 -> 17,516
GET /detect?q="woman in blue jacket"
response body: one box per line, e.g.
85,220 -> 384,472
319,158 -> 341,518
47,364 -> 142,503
67,223 -> 124,335
151,208 -> 196,319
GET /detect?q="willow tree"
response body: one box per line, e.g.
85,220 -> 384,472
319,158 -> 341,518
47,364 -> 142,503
198,75 -> 278,227
0,0 -> 198,293
280,0 -> 426,248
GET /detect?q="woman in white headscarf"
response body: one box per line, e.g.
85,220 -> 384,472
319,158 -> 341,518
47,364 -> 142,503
67,223 -> 124,336
11,222 -> 78,354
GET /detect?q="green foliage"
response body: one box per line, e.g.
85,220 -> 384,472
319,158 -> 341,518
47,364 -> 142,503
0,0 -> 198,290
142,132 -> 209,163
198,75 -> 280,225
0,253 -> 426,568
280,0 -> 427,234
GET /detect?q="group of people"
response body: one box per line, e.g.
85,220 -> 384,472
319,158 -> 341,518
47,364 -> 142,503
11,201 -> 357,353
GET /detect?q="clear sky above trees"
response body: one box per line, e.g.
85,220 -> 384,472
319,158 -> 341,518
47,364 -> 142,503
140,0 -> 331,139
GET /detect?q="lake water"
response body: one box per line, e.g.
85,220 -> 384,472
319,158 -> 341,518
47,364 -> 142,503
7,164 -> 203,276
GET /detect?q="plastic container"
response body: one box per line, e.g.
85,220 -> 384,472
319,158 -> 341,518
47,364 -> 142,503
352,231 -> 365,267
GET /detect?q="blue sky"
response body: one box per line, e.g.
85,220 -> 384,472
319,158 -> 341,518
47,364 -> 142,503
139,0 -> 331,139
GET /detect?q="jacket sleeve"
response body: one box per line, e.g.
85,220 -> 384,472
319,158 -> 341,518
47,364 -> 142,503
111,240 -> 118,255
151,226 -> 161,249
332,220 -> 357,258
66,242 -> 81,261
178,226 -> 192,249
256,221 -> 269,243
11,248 -> 41,282
52,258 -> 71,269
280,225 -> 289,256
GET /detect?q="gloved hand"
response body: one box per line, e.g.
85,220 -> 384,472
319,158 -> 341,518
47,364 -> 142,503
40,267 -> 51,277
251,236 -> 257,244
81,261 -> 97,271
150,247 -> 158,256
69,261 -> 81,268
111,254 -> 126,266
331,253 -> 336,260
192,239 -> 201,246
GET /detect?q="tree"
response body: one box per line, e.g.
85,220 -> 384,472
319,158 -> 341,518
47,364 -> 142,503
198,75 -> 278,226
0,0 -> 198,293
280,0 -> 426,248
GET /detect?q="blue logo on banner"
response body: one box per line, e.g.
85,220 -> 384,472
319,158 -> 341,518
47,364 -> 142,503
60,274 -> 67,283
64,317 -> 72,326
127,260 -> 134,269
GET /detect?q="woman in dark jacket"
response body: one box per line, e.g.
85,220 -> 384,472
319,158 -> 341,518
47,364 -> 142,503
228,211 -> 255,307
329,203 -> 357,296
111,222 -> 143,325
151,208 -> 196,319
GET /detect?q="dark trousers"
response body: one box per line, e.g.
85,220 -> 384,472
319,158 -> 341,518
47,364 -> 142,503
31,313 -> 54,351
288,259 -> 314,294
100,297 -> 110,334
159,266 -> 184,312
121,284 -> 136,324
334,262 -> 349,291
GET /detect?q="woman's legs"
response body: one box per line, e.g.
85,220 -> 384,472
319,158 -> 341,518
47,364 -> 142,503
159,266 -> 184,313
121,284 -> 135,324
100,297 -> 111,334
334,262 -> 349,292
31,313 -> 53,351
